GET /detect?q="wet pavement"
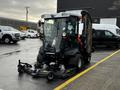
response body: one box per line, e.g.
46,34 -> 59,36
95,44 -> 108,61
63,50 -> 120,90
0,39 -> 117,90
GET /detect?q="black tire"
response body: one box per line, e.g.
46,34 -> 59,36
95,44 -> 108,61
47,72 -> 54,81
28,35 -> 31,38
85,56 -> 91,64
22,37 -> 25,40
68,54 -> 84,69
3,36 -> 12,44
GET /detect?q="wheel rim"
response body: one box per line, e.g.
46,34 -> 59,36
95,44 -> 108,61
48,73 -> 54,80
5,38 -> 10,43
78,58 -> 82,68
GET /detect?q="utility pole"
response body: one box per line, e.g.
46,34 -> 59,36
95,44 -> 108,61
25,6 -> 30,22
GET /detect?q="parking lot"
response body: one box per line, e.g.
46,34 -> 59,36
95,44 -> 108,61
0,38 -> 118,90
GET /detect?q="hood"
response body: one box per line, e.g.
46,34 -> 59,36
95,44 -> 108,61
3,30 -> 21,34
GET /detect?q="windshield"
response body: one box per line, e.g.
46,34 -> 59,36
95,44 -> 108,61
43,17 -> 79,52
44,18 -> 66,43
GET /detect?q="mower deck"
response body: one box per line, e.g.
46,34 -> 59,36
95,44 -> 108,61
17,60 -> 77,81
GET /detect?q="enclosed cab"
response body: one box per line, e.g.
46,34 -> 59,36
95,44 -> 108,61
37,10 -> 93,68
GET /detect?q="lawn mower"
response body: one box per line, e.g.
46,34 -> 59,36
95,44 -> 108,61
17,10 -> 93,81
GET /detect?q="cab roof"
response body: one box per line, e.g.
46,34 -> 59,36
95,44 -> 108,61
41,10 -> 83,19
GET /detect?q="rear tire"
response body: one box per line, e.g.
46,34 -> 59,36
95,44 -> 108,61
85,56 -> 91,64
69,54 -> 84,69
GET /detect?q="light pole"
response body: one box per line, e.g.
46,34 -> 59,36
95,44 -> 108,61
25,6 -> 30,22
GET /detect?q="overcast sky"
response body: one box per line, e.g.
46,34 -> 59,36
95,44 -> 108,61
0,0 -> 57,22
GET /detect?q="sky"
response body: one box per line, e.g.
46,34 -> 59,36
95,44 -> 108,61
0,0 -> 57,22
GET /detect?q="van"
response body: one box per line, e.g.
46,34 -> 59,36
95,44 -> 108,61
79,24 -> 120,48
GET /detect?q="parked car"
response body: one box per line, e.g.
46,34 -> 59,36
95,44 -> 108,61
92,24 -> 120,48
25,29 -> 39,38
0,26 -> 21,44
20,31 -> 26,40
79,23 -> 120,48
11,28 -> 26,40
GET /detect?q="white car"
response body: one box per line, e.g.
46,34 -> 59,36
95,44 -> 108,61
25,29 -> 39,38
19,31 -> 26,40
0,26 -> 21,44
11,28 -> 26,40
20,32 -> 27,39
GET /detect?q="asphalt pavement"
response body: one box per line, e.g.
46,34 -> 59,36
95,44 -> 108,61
63,50 -> 120,90
0,39 -> 117,90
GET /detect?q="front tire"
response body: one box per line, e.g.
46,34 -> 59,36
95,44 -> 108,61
47,72 -> 54,81
3,36 -> 12,44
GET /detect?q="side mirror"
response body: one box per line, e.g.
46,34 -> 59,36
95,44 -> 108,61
38,20 -> 41,27
112,34 -> 116,38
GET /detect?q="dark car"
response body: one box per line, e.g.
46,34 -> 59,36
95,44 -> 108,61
93,29 -> 120,48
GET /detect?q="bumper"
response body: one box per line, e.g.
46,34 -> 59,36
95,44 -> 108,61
12,36 -> 21,41
12,33 -> 21,41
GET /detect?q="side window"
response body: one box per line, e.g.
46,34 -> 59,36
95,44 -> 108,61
105,31 -> 113,37
31,31 -> 34,33
95,30 -> 105,38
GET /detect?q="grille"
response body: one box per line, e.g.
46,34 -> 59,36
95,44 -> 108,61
15,33 -> 20,37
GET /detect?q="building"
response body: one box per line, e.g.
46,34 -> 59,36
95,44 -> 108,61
57,0 -> 120,27
0,17 -> 37,30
